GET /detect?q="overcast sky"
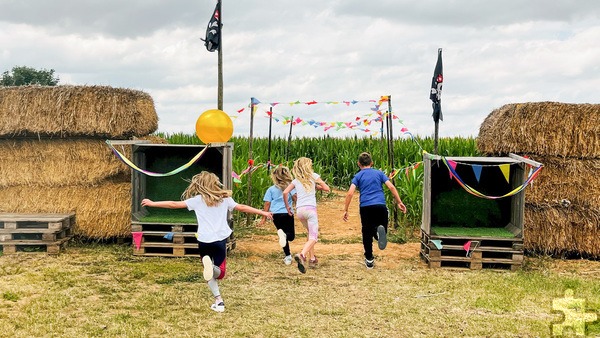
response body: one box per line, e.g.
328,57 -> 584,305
1,0 -> 599,139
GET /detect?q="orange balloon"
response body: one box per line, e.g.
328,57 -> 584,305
195,109 -> 233,143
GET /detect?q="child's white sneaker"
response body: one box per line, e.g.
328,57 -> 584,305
202,256 -> 214,281
283,255 -> 292,265
210,301 -> 225,313
277,229 -> 287,247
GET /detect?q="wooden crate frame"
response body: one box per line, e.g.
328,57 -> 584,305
420,153 -> 542,270
117,142 -> 236,257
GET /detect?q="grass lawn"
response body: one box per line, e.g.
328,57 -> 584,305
1,240 -> 599,337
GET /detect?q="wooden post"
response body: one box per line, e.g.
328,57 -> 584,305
434,120 -> 439,154
386,96 -> 398,228
217,0 -> 223,110
285,115 -> 293,162
267,107 -> 273,172
246,98 -> 255,226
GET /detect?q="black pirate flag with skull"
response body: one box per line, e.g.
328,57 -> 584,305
202,2 -> 221,52
430,48 -> 443,122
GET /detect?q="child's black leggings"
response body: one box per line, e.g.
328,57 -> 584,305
273,213 -> 295,256
359,204 -> 389,260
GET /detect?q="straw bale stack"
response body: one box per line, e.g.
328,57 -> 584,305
0,85 -> 158,138
478,102 -> 600,158
478,101 -> 600,258
0,85 -> 160,238
0,139 -> 130,187
0,180 -> 131,238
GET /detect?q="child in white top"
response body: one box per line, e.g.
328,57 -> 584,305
283,157 -> 330,273
142,171 -> 272,312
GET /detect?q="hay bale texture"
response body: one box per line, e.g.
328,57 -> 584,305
0,85 -> 160,238
0,85 -> 158,138
478,101 -> 600,258
478,102 -> 600,158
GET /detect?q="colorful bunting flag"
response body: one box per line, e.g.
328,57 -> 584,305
499,164 -> 510,183
132,232 -> 143,250
472,164 -> 483,183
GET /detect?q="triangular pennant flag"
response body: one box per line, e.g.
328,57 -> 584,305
463,240 -> 472,252
499,164 -> 510,183
132,232 -> 143,250
430,239 -> 443,250
163,232 -> 174,241
472,164 -> 483,183
448,160 -> 457,179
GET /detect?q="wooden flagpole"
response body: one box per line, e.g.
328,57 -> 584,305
267,107 -> 273,172
286,116 -> 293,161
246,98 -> 255,225
386,96 -> 398,228
217,0 -> 223,110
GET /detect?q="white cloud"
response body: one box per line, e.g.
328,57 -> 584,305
2,0 -> 599,140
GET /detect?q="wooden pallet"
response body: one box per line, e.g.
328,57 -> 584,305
134,242 -> 200,257
0,213 -> 75,255
132,221 -> 235,257
0,213 -> 75,231
0,227 -> 72,242
420,230 -> 523,271
1,237 -> 70,255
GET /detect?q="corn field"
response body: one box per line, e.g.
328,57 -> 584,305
158,133 -> 479,233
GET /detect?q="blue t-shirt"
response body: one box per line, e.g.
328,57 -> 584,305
351,168 -> 389,207
263,185 -> 296,214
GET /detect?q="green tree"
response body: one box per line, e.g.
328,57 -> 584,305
1,66 -> 60,86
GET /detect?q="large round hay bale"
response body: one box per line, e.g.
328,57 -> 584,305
478,102 -> 600,158
0,85 -> 158,138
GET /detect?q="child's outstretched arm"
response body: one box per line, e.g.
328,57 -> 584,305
234,204 -> 273,220
315,177 -> 330,192
384,181 -> 407,213
260,201 -> 271,225
343,184 -> 357,222
282,183 -> 295,216
141,199 -> 187,209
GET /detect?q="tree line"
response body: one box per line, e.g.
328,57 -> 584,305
1,66 -> 60,86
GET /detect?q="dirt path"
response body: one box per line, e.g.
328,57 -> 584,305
236,190 -> 422,268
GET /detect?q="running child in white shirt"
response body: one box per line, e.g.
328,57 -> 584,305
141,171 -> 272,312
283,157 -> 330,274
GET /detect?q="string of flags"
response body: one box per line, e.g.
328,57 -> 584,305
388,162 -> 423,180
106,140 -> 209,177
234,97 -> 401,136
439,154 -> 543,200
429,239 -> 480,257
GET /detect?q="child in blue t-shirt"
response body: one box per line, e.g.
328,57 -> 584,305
343,152 -> 406,269
260,166 -> 297,265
